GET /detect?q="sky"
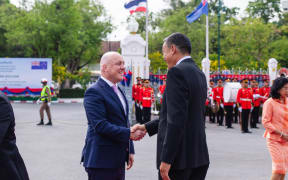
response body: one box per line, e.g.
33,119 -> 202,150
10,0 -> 250,40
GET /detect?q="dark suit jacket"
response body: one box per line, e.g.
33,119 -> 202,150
145,58 -> 210,170
81,78 -> 134,169
0,92 -> 29,180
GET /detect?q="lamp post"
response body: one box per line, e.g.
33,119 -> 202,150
217,0 -> 221,73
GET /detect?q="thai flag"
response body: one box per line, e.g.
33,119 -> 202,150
124,0 -> 147,15
31,61 -> 47,70
186,0 -> 208,23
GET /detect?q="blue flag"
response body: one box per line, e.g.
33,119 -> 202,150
186,0 -> 208,23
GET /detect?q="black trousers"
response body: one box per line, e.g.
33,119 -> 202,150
158,164 -> 209,180
224,106 -> 233,128
251,106 -> 260,128
85,167 -> 125,180
242,109 -> 250,132
135,103 -> 142,123
233,106 -> 238,123
142,107 -> 151,124
208,107 -> 216,123
217,107 -> 224,126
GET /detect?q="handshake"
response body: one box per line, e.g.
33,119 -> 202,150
130,124 -> 147,141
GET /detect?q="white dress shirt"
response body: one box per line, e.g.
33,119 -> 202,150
176,56 -> 191,66
101,76 -> 127,114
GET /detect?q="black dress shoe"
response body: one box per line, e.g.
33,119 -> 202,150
45,122 -> 52,126
246,131 -> 252,133
37,121 -> 44,125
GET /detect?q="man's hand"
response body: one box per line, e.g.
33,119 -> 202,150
220,103 -> 224,108
130,130 -> 145,141
238,107 -> 242,112
160,162 -> 171,180
127,154 -> 134,170
130,124 -> 146,141
131,124 -> 146,133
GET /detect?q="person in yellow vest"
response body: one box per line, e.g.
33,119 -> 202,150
37,78 -> 52,125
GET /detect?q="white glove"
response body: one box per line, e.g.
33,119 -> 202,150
238,107 -> 242,112
220,103 -> 224,108
253,94 -> 260,99
36,99 -> 40,104
48,102 -> 51,107
250,106 -> 254,112
140,105 -> 143,110
233,104 -> 236,108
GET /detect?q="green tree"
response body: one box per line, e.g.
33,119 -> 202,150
4,0 -> 112,88
168,0 -> 185,10
0,0 -> 9,6
149,52 -> 167,73
74,69 -> 91,90
270,37 -> 288,67
147,0 -> 241,66
0,3 -> 24,57
158,9 -> 210,64
208,0 -> 239,21
246,0 -> 281,23
222,18 -> 275,69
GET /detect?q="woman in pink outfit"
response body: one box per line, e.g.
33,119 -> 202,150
262,77 -> 288,180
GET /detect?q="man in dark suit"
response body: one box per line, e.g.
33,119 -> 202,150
81,52 -> 145,180
0,91 -> 30,180
131,33 -> 210,180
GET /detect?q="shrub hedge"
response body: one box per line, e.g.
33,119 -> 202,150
58,88 -> 85,98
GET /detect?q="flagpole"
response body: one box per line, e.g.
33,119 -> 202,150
145,0 -> 149,77
206,13 -> 209,61
205,13 -> 210,85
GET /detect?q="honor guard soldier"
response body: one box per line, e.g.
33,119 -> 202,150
232,78 -> 239,123
132,77 -> 143,123
260,79 -> 271,103
213,79 -> 224,126
237,79 -> 253,133
208,80 -> 216,123
224,78 -> 234,128
158,77 -> 166,104
37,78 -> 52,126
141,79 -> 154,123
251,80 -> 261,128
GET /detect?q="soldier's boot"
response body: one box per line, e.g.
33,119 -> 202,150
37,119 -> 44,125
45,119 -> 52,126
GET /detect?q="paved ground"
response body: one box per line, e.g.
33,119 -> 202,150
13,103 -> 274,180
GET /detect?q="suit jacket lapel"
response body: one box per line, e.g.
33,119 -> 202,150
98,79 -> 126,117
